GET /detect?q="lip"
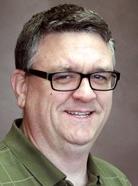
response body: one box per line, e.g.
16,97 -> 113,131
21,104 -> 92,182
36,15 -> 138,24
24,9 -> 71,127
64,110 -> 95,119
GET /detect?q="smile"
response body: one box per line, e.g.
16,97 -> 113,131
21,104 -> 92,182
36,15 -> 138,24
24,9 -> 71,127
65,111 -> 93,118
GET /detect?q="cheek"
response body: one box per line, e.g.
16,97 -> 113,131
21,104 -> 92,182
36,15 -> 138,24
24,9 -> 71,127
24,80 -> 50,112
35,91 -> 71,122
50,91 -> 72,109
105,93 -> 112,118
25,78 -> 72,123
98,92 -> 113,113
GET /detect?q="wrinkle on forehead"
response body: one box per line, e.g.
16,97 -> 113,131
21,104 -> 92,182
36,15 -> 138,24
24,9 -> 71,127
32,32 -> 114,72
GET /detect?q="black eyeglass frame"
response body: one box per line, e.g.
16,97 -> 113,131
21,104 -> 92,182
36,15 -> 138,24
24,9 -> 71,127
25,69 -> 120,91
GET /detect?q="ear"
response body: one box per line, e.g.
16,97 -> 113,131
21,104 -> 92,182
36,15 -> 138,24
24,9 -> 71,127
11,70 -> 28,109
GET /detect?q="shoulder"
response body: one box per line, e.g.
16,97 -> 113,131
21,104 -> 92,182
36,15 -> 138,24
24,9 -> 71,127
0,141 -> 11,163
93,156 -> 132,185
0,141 -> 18,175
0,141 -> 16,182
0,140 -> 31,184
93,156 -> 127,177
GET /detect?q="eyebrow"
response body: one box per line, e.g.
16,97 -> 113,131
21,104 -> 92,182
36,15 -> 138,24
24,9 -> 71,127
53,66 -> 74,72
92,66 -> 114,72
55,66 -> 114,73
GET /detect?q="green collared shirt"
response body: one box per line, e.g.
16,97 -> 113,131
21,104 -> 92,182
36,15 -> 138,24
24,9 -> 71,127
0,119 -> 131,186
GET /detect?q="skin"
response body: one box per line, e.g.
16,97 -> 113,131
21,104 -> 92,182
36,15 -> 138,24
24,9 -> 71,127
11,32 -> 114,185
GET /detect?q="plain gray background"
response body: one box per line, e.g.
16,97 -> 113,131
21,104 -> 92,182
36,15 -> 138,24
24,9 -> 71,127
0,0 -> 138,185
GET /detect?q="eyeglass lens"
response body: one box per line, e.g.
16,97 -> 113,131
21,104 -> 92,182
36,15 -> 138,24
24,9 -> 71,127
51,71 -> 117,91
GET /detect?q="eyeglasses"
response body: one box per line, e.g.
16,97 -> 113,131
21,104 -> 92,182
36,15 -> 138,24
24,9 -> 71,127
25,69 -> 120,91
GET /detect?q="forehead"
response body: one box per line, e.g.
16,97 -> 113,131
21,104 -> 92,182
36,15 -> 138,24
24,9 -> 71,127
33,32 -> 113,72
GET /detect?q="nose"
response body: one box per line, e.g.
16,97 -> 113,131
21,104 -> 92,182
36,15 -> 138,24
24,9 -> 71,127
72,78 -> 97,102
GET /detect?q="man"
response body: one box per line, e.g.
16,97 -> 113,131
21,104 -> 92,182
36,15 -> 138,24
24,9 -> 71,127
0,4 -> 131,186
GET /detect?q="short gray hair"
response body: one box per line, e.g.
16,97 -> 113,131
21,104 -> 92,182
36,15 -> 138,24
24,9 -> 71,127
15,4 -> 115,70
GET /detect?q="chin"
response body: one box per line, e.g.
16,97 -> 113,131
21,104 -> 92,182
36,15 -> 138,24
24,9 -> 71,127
67,133 -> 96,147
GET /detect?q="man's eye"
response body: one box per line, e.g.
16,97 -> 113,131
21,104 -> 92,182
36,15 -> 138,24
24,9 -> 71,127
53,73 -> 76,83
93,74 -> 107,80
54,74 -> 72,80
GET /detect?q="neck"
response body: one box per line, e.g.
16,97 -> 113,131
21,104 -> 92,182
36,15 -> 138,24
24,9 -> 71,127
41,145 -> 89,186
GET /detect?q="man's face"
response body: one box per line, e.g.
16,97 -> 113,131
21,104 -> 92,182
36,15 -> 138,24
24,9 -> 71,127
22,32 -> 113,149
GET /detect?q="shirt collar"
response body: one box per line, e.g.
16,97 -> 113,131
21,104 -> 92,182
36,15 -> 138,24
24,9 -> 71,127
5,119 -> 102,186
87,155 -> 103,185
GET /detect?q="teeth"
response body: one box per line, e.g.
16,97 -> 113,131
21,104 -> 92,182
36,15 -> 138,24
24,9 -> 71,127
66,111 -> 91,117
